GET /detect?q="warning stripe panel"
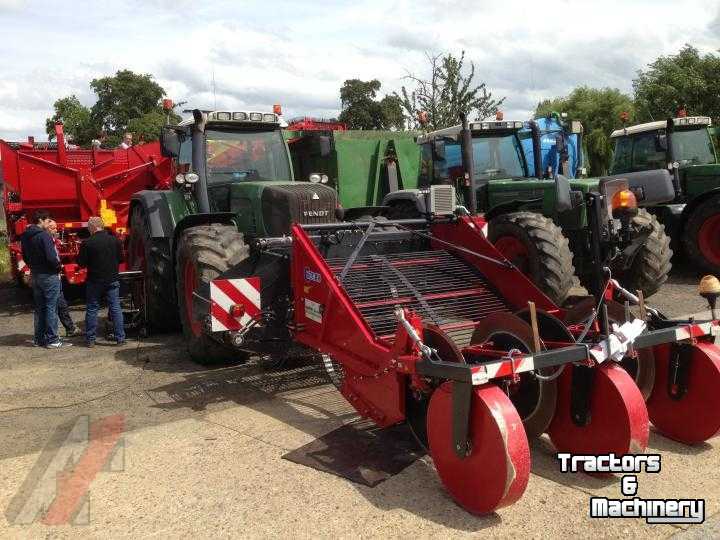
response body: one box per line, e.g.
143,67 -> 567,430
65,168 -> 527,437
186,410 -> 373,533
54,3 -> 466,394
210,277 -> 261,332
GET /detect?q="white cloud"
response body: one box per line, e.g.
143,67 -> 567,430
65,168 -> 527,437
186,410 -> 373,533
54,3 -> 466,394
1,0 -> 719,140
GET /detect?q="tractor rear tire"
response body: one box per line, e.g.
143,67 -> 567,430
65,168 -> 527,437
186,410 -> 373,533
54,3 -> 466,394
684,196 -> 720,275
614,209 -> 672,299
128,207 -> 180,332
488,212 -> 575,305
176,224 -> 250,364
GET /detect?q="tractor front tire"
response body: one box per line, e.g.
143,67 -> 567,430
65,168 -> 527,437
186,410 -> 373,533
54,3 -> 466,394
488,212 -> 575,305
128,207 -> 179,332
176,224 -> 250,364
615,209 -> 672,299
684,196 -> 720,275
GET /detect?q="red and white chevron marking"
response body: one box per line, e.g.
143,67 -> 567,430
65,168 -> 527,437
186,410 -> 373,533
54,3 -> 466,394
210,277 -> 261,332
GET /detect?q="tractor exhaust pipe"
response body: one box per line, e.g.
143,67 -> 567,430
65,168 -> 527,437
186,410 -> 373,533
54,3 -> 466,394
192,109 -> 211,214
460,114 -> 477,214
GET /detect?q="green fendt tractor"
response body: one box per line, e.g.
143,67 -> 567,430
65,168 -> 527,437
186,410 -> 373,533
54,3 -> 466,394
127,109 -> 339,360
382,118 -> 673,304
609,116 -> 720,273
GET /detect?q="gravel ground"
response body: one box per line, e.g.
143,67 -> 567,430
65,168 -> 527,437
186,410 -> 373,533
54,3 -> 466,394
0,265 -> 717,538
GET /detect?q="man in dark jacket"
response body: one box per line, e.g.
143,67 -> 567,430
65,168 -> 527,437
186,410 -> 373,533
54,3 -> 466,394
78,216 -> 125,346
20,209 -> 69,348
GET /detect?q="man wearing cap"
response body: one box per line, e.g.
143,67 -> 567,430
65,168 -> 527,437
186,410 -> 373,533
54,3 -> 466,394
78,216 -> 125,347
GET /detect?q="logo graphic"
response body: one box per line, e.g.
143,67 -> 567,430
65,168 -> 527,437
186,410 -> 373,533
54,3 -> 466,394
558,453 -> 705,524
5,414 -> 125,526
304,268 -> 322,283
312,192 -> 320,200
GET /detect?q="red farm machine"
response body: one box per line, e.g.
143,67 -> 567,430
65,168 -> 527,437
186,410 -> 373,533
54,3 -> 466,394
1,123 -> 174,285
126,109 -> 720,515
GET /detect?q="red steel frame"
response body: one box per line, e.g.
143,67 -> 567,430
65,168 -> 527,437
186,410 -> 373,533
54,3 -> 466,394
1,124 -> 174,284
290,216 -> 560,426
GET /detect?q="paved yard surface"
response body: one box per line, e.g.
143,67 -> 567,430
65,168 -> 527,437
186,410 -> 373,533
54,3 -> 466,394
0,266 -> 718,538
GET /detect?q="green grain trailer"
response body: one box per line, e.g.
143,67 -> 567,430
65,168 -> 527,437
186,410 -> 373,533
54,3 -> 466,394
287,130 -> 421,208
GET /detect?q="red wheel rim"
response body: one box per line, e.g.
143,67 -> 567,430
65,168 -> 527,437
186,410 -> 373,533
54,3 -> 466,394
183,260 -> 202,337
548,362 -> 649,456
647,342 -> 720,444
427,382 -> 530,515
494,235 -> 530,272
697,214 -> 720,267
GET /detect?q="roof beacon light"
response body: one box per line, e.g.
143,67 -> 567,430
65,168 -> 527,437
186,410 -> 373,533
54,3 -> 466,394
273,104 -> 282,115
496,111 -> 504,121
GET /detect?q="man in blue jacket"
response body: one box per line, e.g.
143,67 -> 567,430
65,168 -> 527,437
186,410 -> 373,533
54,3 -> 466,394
20,210 -> 71,348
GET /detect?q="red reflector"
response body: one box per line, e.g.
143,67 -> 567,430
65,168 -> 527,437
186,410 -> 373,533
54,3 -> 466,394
230,304 -> 245,318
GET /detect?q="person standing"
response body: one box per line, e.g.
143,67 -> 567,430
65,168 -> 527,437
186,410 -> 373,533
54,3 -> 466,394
20,210 -> 69,348
78,217 -> 125,347
45,220 -> 79,337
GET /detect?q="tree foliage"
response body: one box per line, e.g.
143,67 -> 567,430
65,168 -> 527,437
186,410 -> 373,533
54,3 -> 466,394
633,45 -> 720,122
536,87 -> 635,176
397,51 -> 504,130
338,79 -> 404,130
45,70 -> 173,148
45,95 -> 95,146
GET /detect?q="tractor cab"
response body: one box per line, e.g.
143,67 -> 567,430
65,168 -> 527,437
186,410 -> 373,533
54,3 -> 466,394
609,116 -> 717,199
417,119 -> 529,192
158,109 -> 337,238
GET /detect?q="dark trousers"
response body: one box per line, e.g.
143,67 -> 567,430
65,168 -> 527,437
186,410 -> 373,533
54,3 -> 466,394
57,291 -> 75,332
32,273 -> 61,345
85,280 -> 125,343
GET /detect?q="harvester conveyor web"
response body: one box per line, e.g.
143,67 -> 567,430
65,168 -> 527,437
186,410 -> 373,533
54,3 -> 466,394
327,250 -> 511,347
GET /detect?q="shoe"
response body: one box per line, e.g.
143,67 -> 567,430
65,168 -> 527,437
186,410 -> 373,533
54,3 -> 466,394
27,339 -> 41,347
115,340 -> 127,346
86,341 -> 95,348
65,327 -> 80,337
46,341 -> 73,349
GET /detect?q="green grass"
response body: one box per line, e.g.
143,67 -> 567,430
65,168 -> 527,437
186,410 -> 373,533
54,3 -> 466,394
0,236 -> 10,282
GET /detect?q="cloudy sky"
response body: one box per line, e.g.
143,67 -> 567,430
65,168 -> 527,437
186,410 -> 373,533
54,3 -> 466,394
1,0 -> 719,141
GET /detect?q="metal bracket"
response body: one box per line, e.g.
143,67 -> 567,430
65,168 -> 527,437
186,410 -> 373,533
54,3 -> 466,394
570,364 -> 595,427
667,343 -> 693,400
452,381 -> 473,459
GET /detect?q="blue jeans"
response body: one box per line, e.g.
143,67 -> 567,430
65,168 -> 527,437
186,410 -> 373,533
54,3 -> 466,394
32,273 -> 61,345
85,280 -> 125,343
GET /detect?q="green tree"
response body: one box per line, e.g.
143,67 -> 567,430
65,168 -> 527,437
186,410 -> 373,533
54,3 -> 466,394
633,45 -> 720,122
45,95 -> 96,146
90,70 -> 165,138
536,87 -> 635,176
397,51 -> 504,130
338,79 -> 404,130
127,109 -> 181,144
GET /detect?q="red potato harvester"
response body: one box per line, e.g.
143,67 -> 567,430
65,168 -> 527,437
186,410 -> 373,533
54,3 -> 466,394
209,184 -> 720,515
1,123 -> 173,285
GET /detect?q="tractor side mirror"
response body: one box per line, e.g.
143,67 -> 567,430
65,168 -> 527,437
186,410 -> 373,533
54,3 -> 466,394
432,139 -> 446,161
319,136 -> 332,158
656,133 -> 668,152
555,174 -> 574,213
160,128 -> 180,158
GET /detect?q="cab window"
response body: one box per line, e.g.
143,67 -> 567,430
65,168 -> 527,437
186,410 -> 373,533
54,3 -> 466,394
631,132 -> 666,171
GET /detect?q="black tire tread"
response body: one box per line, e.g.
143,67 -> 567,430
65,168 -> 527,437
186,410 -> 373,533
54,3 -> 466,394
683,195 -> 720,274
176,224 -> 250,364
489,212 -> 575,305
617,209 -> 673,298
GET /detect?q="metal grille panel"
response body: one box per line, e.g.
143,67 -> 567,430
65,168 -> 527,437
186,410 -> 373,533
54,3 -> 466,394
328,250 -> 510,346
